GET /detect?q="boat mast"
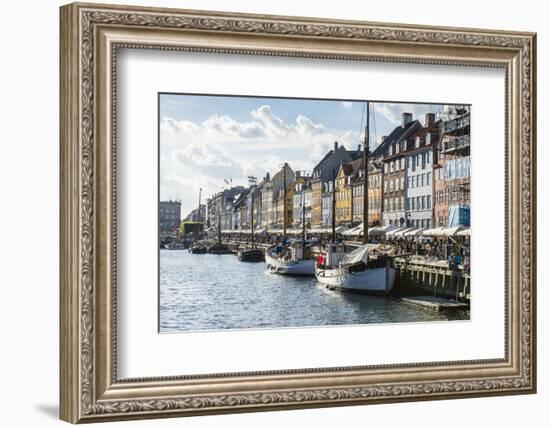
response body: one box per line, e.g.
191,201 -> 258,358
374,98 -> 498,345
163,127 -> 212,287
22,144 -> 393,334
251,191 -> 254,246
217,211 -> 221,244
331,165 -> 337,242
302,200 -> 306,243
363,102 -> 370,245
198,187 -> 202,222
283,163 -> 288,240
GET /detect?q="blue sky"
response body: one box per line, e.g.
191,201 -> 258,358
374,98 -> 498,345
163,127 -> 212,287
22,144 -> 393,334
159,94 -> 446,216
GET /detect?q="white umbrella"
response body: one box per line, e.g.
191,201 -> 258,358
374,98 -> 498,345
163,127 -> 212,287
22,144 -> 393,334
370,224 -> 397,236
456,227 -> 471,236
335,225 -> 350,234
420,226 -> 446,237
442,225 -> 465,236
386,226 -> 407,238
393,227 -> 415,237
404,227 -> 424,237
342,225 -> 361,236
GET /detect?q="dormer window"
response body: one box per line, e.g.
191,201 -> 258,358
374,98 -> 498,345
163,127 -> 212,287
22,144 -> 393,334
415,136 -> 421,148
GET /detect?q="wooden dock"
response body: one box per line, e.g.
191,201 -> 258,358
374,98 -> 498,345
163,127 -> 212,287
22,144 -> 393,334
393,257 -> 470,301
402,296 -> 469,312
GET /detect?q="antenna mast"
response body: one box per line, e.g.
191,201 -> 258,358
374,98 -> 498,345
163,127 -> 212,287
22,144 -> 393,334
363,102 -> 370,245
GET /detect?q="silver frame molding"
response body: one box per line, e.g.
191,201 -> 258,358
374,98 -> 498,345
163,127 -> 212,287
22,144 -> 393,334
60,2 -> 537,423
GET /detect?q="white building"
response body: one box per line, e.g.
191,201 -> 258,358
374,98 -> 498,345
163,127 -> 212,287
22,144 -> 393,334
405,123 -> 438,229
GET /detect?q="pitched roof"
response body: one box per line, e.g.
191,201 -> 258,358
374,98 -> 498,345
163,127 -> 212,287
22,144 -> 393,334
407,120 -> 441,140
371,120 -> 420,158
312,145 -> 363,184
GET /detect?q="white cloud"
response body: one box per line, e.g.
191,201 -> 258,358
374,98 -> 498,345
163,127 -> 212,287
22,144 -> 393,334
160,105 -> 361,215
341,101 -> 353,109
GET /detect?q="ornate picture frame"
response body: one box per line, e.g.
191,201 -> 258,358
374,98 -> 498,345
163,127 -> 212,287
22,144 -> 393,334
60,2 -> 536,423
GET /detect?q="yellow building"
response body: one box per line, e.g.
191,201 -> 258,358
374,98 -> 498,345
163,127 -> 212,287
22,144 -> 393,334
275,183 -> 294,228
335,163 -> 353,225
310,178 -> 322,228
368,167 -> 383,226
352,163 -> 382,227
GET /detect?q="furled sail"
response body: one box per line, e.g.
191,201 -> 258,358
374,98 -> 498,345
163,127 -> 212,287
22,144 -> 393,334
340,244 -> 369,266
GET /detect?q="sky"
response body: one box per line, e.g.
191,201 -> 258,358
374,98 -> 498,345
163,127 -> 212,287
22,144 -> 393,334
159,94 -> 446,217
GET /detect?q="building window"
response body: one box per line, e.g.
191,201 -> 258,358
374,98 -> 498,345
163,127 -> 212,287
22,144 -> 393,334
427,172 -> 431,185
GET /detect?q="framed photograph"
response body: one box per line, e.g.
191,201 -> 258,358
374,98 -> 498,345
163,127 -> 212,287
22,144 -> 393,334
60,2 -> 537,423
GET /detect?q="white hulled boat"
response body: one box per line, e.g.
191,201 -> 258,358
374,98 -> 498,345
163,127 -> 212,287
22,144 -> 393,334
315,244 -> 396,294
265,241 -> 315,276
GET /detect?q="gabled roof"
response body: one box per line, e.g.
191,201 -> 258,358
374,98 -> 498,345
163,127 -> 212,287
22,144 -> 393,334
407,120 -> 441,140
349,157 -> 364,175
402,120 -> 442,156
312,145 -> 362,182
349,159 -> 381,185
338,162 -> 354,177
371,120 -> 420,158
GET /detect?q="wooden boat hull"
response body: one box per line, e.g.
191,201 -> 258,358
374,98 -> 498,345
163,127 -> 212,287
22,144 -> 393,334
207,244 -> 231,254
237,248 -> 265,262
315,265 -> 396,294
189,246 -> 207,254
209,249 -> 232,255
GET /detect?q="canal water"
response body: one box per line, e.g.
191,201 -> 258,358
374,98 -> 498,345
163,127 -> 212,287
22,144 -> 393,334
160,250 -> 469,333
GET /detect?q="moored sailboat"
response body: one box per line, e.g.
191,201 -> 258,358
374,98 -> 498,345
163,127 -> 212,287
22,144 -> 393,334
208,214 -> 231,254
265,241 -> 315,275
315,244 -> 396,294
188,242 -> 207,254
314,101 -> 395,294
237,184 -> 265,263
237,247 -> 265,262
265,193 -> 314,275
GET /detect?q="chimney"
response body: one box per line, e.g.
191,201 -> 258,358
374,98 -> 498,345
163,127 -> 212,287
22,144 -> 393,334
265,172 -> 270,181
402,112 -> 413,128
334,141 -> 339,152
425,113 -> 435,127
